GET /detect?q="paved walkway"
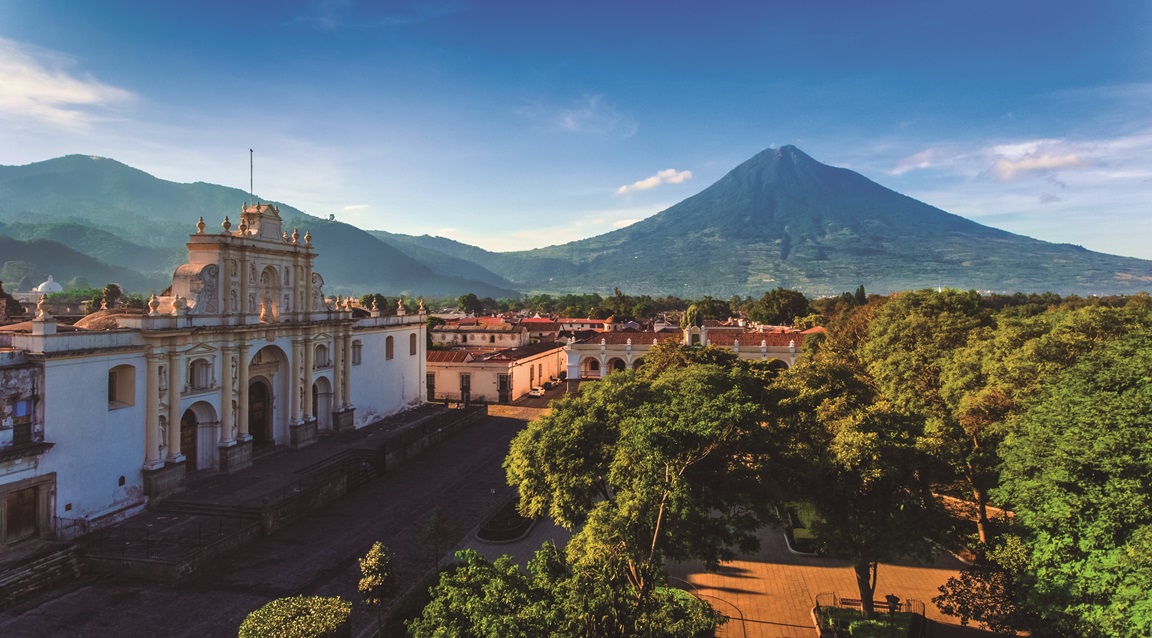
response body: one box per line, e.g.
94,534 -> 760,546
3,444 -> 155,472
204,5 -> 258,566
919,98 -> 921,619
0,404 -> 545,638
465,512 -> 994,638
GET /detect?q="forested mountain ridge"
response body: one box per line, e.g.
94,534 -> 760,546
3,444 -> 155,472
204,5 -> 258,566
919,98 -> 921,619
0,155 -> 518,297
437,145 -> 1152,296
3,148 -> 1150,297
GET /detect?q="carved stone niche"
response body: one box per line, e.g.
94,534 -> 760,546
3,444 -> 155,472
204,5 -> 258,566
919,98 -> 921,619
170,263 -> 221,315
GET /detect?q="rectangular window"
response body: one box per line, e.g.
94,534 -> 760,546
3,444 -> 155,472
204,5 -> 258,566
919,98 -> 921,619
386,336 -> 395,360
459,373 -> 471,391
352,341 -> 362,365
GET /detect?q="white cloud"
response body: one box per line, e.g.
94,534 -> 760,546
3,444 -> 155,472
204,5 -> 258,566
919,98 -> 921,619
612,218 -> 640,228
890,146 -> 963,175
518,94 -> 636,137
993,153 -> 1087,181
616,168 -> 693,194
0,37 -> 134,129
343,204 -> 369,211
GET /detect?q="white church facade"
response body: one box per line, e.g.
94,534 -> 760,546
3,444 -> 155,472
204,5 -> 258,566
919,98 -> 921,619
0,204 -> 426,551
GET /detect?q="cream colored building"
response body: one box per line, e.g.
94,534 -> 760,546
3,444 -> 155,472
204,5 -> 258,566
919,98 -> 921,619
426,342 -> 564,404
564,327 -> 803,379
0,204 -> 426,549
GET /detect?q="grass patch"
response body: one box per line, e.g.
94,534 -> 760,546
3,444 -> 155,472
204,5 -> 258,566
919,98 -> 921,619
817,606 -> 916,637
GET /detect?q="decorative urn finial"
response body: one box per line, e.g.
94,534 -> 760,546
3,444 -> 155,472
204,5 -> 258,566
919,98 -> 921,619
196,216 -> 206,234
222,216 -> 232,233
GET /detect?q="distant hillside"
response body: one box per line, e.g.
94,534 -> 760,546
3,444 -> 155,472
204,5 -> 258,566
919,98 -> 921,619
469,146 -> 1152,296
4,149 -> 1149,298
368,230 -> 519,291
0,235 -> 160,293
0,155 -> 520,298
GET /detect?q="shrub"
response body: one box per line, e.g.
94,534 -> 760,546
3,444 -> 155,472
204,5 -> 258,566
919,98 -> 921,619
238,595 -> 352,638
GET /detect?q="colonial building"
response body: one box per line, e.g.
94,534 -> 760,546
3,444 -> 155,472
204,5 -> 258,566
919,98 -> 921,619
564,326 -> 804,379
0,205 -> 426,551
426,342 -> 565,404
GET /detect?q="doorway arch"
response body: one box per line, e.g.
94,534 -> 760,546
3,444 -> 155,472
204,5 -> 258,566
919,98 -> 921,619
180,401 -> 219,472
312,376 -> 333,431
249,378 -> 273,445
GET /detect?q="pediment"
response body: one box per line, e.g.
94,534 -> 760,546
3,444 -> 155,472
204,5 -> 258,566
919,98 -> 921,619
184,343 -> 217,357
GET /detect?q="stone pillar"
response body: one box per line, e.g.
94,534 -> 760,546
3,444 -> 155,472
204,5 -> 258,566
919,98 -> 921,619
341,331 -> 352,408
144,354 -> 164,470
166,350 -> 184,462
332,332 -> 344,411
219,347 -> 236,446
289,338 -> 302,425
303,336 -> 314,421
237,342 -> 251,441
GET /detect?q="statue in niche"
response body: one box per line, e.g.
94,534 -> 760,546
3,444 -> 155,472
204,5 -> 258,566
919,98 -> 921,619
200,264 -> 219,313
230,289 -> 238,313
284,266 -> 290,285
248,293 -> 257,314
249,262 -> 256,283
158,364 -> 167,392
158,417 -> 168,457
231,355 -> 238,381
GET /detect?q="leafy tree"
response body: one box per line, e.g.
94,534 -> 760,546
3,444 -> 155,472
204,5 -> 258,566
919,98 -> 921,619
358,542 -> 397,630
408,544 -> 722,638
102,283 -> 124,308
996,331 -> 1152,638
854,284 -> 867,306
238,595 -> 352,638
360,293 -> 388,313
635,340 -> 738,379
750,287 -> 810,325
457,293 -> 484,316
934,533 -> 1038,635
861,289 -> 994,540
422,506 -> 453,572
772,357 -> 940,618
506,364 -> 778,602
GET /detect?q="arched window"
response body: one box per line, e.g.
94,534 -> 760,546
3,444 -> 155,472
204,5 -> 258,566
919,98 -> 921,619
588,359 -> 600,371
386,336 -> 394,360
314,344 -> 331,368
189,359 -> 212,390
352,340 -> 362,365
410,333 -> 417,355
108,365 -> 136,409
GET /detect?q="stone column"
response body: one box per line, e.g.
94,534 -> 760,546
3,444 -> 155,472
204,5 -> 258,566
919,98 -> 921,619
219,346 -> 236,446
144,353 -> 164,469
332,333 -> 344,411
341,331 -> 352,407
237,342 -> 251,441
303,335 -> 314,421
166,350 -> 184,462
289,337 -> 302,425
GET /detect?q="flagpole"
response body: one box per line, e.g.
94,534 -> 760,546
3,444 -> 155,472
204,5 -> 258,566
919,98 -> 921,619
249,149 -> 254,206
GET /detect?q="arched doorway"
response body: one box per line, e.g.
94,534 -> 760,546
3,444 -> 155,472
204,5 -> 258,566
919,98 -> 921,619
582,357 -> 601,378
181,401 -> 219,472
608,358 -> 627,373
249,379 -> 272,445
180,410 -> 199,471
312,376 -> 333,431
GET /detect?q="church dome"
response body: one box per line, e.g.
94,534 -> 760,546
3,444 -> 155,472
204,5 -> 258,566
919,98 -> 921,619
34,275 -> 64,294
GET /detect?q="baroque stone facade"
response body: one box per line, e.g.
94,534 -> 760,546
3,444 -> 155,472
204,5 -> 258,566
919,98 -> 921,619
0,205 -> 426,549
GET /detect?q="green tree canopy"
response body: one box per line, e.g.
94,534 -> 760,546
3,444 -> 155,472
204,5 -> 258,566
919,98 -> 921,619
771,357 -> 940,618
505,364 -> 778,599
996,331 -> 1152,638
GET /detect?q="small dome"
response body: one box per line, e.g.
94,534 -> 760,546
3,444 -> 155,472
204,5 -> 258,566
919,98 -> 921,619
34,275 -> 64,294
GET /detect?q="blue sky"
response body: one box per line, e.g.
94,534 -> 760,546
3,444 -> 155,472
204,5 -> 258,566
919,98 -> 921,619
2,1 -> 1150,257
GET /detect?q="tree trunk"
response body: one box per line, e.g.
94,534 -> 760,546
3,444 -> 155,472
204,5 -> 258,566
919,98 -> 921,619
973,483 -> 991,545
854,561 -> 877,619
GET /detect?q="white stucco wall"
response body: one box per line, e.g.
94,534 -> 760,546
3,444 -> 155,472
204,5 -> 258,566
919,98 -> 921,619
350,322 -> 426,426
39,351 -> 148,520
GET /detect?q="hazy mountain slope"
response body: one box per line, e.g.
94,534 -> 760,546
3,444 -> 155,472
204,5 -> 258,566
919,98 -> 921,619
366,230 -> 518,291
0,156 -> 521,298
0,221 -> 183,276
489,146 -> 1152,296
0,235 -> 160,293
